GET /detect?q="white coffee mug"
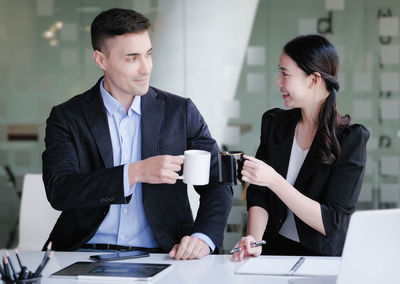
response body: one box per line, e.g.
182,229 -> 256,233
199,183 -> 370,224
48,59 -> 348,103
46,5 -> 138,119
178,150 -> 211,185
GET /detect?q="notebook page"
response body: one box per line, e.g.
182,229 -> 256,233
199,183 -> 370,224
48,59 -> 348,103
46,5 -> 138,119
295,257 -> 341,276
236,257 -> 298,275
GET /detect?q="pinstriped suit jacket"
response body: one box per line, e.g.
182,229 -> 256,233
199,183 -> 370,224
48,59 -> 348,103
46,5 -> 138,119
42,77 -> 232,252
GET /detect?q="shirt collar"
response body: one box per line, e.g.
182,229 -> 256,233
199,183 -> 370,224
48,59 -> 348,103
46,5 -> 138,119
100,78 -> 141,116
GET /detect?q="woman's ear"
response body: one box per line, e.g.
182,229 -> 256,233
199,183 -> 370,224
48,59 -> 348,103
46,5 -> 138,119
310,72 -> 322,88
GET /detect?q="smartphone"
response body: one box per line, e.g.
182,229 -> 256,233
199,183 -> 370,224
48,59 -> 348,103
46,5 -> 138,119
90,250 -> 150,261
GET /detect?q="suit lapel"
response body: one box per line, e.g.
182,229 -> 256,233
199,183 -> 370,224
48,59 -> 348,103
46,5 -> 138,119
141,88 -> 164,203
294,133 -> 323,191
81,79 -> 114,168
272,109 -> 322,191
141,88 -> 165,160
272,109 -> 298,179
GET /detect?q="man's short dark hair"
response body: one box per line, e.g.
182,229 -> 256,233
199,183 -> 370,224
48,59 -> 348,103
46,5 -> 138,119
91,8 -> 151,52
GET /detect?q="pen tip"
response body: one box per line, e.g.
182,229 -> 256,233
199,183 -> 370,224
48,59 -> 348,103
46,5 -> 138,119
5,251 -> 10,257
14,248 -> 19,254
47,242 -> 52,250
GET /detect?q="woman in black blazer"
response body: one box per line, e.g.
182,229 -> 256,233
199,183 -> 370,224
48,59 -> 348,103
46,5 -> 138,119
232,35 -> 369,260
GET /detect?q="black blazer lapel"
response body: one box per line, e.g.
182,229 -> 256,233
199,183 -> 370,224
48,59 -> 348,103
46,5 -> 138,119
141,88 -> 165,160
271,109 -> 322,192
81,80 -> 114,169
271,109 -> 299,179
294,134 -> 323,192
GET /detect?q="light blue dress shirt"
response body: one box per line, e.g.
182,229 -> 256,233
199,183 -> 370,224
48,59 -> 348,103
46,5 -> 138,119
88,80 -> 215,252
88,80 -> 158,248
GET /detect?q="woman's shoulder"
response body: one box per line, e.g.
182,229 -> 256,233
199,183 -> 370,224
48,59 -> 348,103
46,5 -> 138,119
341,123 -> 370,142
338,123 -> 370,158
261,108 -> 299,122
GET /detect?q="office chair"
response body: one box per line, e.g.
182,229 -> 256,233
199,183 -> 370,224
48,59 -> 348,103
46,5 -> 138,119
18,174 -> 60,250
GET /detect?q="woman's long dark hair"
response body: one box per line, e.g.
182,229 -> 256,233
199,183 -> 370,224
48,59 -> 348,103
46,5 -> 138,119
283,34 -> 350,165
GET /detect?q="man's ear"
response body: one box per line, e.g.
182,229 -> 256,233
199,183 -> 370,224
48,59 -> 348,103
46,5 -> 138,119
93,50 -> 106,71
310,72 -> 322,88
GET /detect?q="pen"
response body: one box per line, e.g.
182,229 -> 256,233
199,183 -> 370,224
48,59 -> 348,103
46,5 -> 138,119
0,259 -> 5,279
33,251 -> 53,277
289,256 -> 305,275
14,248 -> 23,269
230,240 -> 266,253
5,251 -> 18,280
3,257 -> 13,281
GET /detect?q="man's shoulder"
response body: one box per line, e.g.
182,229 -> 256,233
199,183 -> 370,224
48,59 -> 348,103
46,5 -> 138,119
148,86 -> 188,104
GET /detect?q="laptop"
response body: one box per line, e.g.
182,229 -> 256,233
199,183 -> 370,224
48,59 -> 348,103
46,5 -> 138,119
289,208 -> 400,284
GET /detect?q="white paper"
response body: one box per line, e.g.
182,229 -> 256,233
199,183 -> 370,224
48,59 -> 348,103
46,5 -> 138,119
381,45 -> 399,65
353,72 -> 372,92
352,99 -> 372,119
380,184 -> 400,203
380,99 -> 400,119
36,0 -> 53,16
380,156 -> 400,176
358,182 -> 373,202
236,257 -> 340,276
222,126 -> 240,145
298,19 -> 317,35
61,23 -> 78,41
61,48 -> 78,67
247,73 -> 266,93
379,17 -> 399,36
325,0 -> 344,10
296,258 -> 341,276
247,46 -> 265,66
237,257 -> 298,275
380,72 -> 399,92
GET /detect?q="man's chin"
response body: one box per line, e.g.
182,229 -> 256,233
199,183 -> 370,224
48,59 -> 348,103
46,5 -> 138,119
134,86 -> 150,96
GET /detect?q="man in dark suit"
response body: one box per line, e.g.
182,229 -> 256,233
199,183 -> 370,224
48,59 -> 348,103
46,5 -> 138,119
42,8 -> 232,260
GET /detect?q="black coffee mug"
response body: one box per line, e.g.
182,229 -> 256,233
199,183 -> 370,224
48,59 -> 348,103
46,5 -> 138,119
218,151 -> 244,186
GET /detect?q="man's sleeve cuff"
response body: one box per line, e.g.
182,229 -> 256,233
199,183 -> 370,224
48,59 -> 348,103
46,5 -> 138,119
191,232 -> 215,253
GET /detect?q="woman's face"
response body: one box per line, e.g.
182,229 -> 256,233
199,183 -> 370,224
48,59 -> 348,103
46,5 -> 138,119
275,52 -> 313,109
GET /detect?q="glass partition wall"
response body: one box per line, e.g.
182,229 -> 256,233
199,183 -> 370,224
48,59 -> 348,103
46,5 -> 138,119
1,0 -> 399,250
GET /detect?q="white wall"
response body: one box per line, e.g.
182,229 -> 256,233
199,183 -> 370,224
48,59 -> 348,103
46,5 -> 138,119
151,0 -> 259,217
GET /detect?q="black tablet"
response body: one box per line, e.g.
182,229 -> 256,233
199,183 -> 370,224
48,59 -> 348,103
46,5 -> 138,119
51,261 -> 172,281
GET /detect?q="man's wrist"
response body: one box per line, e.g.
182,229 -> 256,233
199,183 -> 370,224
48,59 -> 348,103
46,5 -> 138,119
128,161 -> 141,185
191,232 -> 215,253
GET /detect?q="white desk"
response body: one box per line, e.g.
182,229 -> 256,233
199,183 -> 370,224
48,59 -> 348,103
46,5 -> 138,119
10,251 -> 340,284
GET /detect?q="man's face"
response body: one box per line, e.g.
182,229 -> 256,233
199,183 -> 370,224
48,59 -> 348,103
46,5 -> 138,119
99,31 -> 153,97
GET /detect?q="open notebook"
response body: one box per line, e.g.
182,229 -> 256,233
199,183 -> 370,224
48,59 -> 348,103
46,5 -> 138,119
235,256 -> 340,276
